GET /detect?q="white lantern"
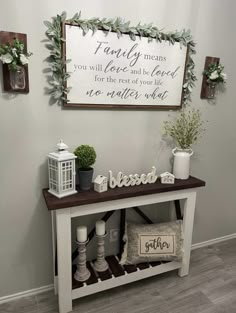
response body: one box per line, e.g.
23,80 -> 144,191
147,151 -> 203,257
48,140 -> 77,198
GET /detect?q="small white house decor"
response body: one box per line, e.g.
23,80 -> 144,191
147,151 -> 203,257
109,166 -> 157,189
160,172 -> 175,184
48,140 -> 77,198
94,175 -> 108,193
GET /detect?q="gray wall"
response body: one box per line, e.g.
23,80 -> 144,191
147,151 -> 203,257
0,0 -> 235,298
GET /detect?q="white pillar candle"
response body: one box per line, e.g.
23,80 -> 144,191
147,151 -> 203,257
96,220 -> 106,236
76,226 -> 87,242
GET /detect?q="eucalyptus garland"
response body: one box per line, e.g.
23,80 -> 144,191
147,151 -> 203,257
44,11 -> 196,105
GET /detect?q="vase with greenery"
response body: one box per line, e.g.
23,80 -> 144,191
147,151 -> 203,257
0,38 -> 32,90
163,106 -> 205,179
203,63 -> 227,99
74,145 -> 96,191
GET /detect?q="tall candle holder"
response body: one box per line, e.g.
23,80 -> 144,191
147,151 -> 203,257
94,233 -> 109,272
74,239 -> 91,282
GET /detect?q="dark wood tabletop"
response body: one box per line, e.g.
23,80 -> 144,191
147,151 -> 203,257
43,176 -> 205,211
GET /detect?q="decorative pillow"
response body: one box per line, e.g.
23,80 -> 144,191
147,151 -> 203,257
120,220 -> 183,265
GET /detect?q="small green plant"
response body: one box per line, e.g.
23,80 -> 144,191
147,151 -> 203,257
74,145 -> 96,169
0,38 -> 33,71
203,63 -> 227,83
163,107 -> 206,150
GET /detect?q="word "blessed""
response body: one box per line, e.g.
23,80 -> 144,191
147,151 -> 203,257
108,166 -> 157,189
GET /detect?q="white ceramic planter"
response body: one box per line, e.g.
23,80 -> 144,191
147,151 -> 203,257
172,148 -> 193,179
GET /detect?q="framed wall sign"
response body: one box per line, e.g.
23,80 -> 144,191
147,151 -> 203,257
45,12 -> 196,109
63,24 -> 188,109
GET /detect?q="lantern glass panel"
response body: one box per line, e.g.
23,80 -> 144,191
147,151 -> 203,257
48,159 -> 59,192
61,160 -> 73,191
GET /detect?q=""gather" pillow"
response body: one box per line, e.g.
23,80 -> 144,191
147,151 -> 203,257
120,220 -> 183,265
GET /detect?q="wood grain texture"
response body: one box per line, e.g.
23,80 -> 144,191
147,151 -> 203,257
43,176 -> 206,211
1,238 -> 235,313
0,31 -> 29,93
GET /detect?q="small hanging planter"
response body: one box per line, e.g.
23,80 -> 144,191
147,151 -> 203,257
201,59 -> 227,100
0,33 -> 32,93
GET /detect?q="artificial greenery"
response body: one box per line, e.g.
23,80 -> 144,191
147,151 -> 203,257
74,145 -> 96,169
44,11 -> 196,105
203,63 -> 227,84
163,106 -> 205,150
0,39 -> 32,71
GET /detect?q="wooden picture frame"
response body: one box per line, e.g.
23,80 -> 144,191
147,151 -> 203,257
45,12 -> 196,108
0,31 -> 29,93
62,23 -> 189,109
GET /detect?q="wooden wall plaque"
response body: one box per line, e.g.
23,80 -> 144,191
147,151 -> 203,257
200,56 -> 220,99
0,31 -> 29,93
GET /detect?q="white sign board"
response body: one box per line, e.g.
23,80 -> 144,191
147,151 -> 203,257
64,24 -> 188,109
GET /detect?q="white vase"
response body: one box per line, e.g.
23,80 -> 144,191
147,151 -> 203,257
172,148 -> 193,180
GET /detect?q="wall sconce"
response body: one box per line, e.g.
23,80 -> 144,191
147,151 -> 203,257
0,31 -> 30,93
200,56 -> 220,99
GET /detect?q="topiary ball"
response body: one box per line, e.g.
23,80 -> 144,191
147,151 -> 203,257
74,145 -> 96,169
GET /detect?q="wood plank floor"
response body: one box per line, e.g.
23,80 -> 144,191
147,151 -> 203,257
1,238 -> 236,313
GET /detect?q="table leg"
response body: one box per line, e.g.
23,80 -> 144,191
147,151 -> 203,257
56,209 -> 72,313
178,191 -> 197,277
51,211 -> 58,295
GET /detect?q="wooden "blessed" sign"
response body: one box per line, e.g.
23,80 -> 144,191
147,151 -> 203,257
108,166 -> 157,189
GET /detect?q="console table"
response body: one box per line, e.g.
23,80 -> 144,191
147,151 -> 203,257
43,176 -> 205,313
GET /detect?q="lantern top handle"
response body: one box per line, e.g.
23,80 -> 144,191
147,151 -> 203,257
56,139 -> 68,152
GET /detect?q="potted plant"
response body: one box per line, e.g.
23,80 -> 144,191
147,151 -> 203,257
0,38 -> 32,90
163,106 -> 206,179
74,145 -> 96,191
203,63 -> 227,99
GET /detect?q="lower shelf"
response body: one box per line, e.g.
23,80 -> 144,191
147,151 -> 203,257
72,255 -> 181,299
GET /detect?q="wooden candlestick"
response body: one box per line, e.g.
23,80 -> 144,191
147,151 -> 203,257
74,239 -> 91,282
94,233 -> 109,272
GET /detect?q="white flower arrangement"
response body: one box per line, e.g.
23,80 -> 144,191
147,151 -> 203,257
0,38 -> 32,71
203,63 -> 227,84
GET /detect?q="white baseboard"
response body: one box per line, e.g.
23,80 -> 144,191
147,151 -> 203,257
0,284 -> 54,304
191,233 -> 236,250
1,233 -> 236,305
